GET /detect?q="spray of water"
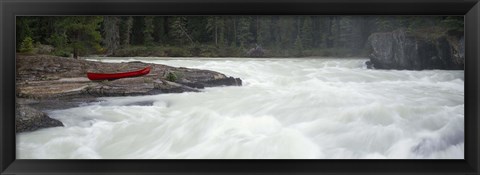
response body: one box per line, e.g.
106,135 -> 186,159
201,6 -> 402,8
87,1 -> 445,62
17,58 -> 464,159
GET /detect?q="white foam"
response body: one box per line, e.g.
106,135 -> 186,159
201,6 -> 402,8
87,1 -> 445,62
17,58 -> 464,159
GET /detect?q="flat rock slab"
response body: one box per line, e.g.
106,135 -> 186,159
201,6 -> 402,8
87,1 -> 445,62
16,55 -> 242,99
15,55 -> 243,133
17,82 -> 90,98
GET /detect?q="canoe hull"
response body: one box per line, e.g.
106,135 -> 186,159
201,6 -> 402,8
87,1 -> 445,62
87,66 -> 151,80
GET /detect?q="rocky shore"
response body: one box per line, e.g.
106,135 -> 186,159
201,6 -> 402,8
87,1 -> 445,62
16,55 -> 242,133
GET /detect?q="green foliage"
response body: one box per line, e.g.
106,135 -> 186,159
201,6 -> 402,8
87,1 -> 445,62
198,45 -> 219,57
53,49 -> 73,57
143,17 -> 155,46
237,17 -> 253,48
19,37 -> 34,53
47,33 -> 68,48
375,17 -> 399,32
44,16 -> 103,58
441,16 -> 464,32
170,17 -> 191,45
119,16 -> 134,46
16,17 -> 34,51
256,16 -> 271,47
164,47 -> 191,57
166,72 -> 178,82
189,44 -> 202,57
278,17 -> 295,49
16,16 -> 463,58
206,16 -> 226,47
113,46 -> 150,57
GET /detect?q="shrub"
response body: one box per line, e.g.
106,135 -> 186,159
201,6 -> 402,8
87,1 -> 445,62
52,47 -> 73,57
166,72 -> 177,82
189,45 -> 202,57
165,47 -> 190,57
19,37 -> 34,53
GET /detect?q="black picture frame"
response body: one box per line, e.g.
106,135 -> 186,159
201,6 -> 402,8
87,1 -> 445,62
1,0 -> 479,174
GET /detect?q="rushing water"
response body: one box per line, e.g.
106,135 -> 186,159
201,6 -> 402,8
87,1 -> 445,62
17,57 -> 464,159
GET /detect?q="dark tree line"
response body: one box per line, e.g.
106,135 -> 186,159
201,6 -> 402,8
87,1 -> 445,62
16,16 -> 463,58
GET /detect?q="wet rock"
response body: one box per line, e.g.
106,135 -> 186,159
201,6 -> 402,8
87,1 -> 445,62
16,104 -> 63,133
16,55 -> 243,132
365,61 -> 374,69
84,77 -> 156,96
367,29 -> 464,70
204,76 -> 242,87
247,44 -> 265,57
154,80 -> 200,93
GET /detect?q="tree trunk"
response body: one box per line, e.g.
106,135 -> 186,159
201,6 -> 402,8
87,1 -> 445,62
215,18 -> 218,46
73,48 -> 78,59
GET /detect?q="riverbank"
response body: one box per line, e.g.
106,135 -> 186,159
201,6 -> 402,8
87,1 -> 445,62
16,54 -> 242,133
109,45 -> 363,58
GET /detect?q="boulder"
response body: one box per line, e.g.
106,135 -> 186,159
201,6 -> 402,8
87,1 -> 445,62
247,44 -> 265,57
367,29 -> 464,70
16,104 -> 63,133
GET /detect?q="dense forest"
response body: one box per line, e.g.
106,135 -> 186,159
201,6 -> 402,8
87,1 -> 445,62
16,16 -> 463,58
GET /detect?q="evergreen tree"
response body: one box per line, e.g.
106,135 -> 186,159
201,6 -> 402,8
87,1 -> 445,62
441,16 -> 464,32
152,17 -> 168,44
170,16 -> 193,45
19,37 -> 34,53
16,17 -> 34,51
15,15 -> 462,58
206,16 -> 226,47
130,17 -> 145,45
278,16 -> 295,49
103,16 -> 120,55
143,16 -> 155,46
256,16 -> 271,47
237,17 -> 253,48
49,16 -> 103,58
119,16 -> 133,47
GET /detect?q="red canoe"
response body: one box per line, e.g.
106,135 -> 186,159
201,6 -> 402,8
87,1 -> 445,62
87,66 -> 151,80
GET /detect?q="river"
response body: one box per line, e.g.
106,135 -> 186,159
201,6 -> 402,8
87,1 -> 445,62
16,57 -> 464,159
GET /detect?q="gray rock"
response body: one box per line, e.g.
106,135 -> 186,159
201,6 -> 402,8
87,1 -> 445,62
84,77 -> 156,96
17,55 -> 243,99
203,76 -> 242,87
16,55 -> 243,133
247,44 -> 265,57
367,29 -> 464,70
16,104 -> 63,133
154,80 -> 201,93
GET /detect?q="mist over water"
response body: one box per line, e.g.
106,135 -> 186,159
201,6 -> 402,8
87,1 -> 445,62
17,58 -> 464,159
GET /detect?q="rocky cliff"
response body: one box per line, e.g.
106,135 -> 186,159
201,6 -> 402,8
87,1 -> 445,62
367,29 -> 464,70
16,55 -> 242,133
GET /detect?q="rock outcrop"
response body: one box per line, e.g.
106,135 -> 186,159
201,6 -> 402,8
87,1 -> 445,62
367,29 -> 464,70
16,103 -> 63,133
16,55 -> 243,132
246,44 -> 265,57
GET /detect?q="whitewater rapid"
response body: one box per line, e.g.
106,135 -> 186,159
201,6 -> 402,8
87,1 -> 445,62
17,57 -> 464,159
